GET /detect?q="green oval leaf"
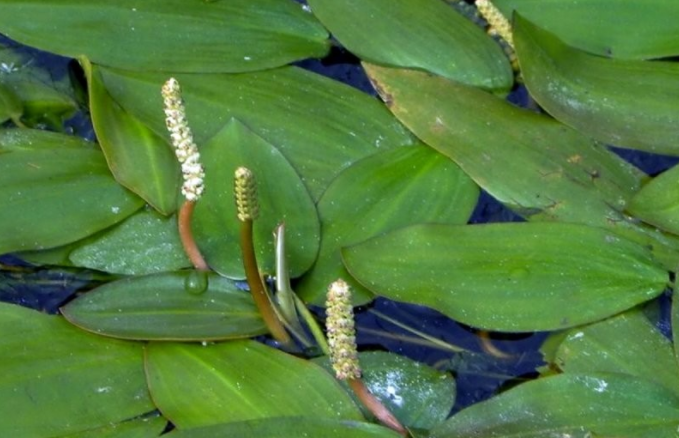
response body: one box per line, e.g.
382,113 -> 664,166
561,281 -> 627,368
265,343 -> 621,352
192,118 -> 320,278
343,222 -> 668,332
430,373 -> 679,438
307,0 -> 512,91
495,0 -> 679,59
62,270 -> 266,341
297,145 -> 478,305
514,14 -> 679,155
0,0 -> 329,72
627,164 -> 679,235
145,340 -> 362,428
0,303 -> 153,438
0,129 -> 144,255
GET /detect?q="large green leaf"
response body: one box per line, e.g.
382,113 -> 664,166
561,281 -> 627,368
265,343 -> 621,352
430,373 -> 679,438
548,309 -> 679,397
0,0 -> 328,72
494,0 -> 679,59
0,129 -> 144,255
66,414 -> 166,438
307,0 -> 512,91
86,62 -> 179,214
342,222 -> 668,332
627,163 -> 679,235
165,417 -> 401,438
145,340 -> 363,428
0,303 -> 153,438
297,145 -> 478,305
192,118 -> 319,278
62,270 -> 266,341
97,65 -> 416,200
514,14 -> 679,155
363,63 -> 679,270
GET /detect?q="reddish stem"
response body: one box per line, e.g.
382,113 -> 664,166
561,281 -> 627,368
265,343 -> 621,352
178,200 -> 209,271
348,378 -> 408,437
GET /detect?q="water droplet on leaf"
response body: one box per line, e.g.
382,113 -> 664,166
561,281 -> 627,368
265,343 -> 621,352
184,270 -> 208,295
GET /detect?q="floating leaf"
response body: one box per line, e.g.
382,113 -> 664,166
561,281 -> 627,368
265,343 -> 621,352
307,0 -> 512,91
0,303 -> 153,438
69,207 -> 190,275
85,62 -> 179,214
62,270 -> 266,341
192,118 -> 320,278
514,14 -> 679,155
0,0 -> 329,72
343,222 -> 668,332
297,145 -> 477,305
430,373 -> 679,438
627,164 -> 679,235
494,0 -> 679,59
145,340 -> 362,428
98,65 -> 415,200
0,129 -> 144,255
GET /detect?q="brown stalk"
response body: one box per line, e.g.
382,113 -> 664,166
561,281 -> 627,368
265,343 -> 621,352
348,378 -> 408,437
178,200 -> 209,271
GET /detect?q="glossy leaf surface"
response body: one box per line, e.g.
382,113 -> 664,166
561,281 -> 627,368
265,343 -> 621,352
550,309 -> 679,396
62,271 -> 266,341
145,340 -> 362,428
0,303 -> 153,438
307,0 -> 512,91
627,164 -> 679,235
364,63 -> 679,269
165,417 -> 400,438
431,373 -> 679,438
0,129 -> 144,255
87,62 -> 179,214
192,119 -> 319,278
98,65 -> 415,200
514,14 -> 679,155
69,208 -> 190,275
495,0 -> 679,59
297,145 -> 478,305
343,222 -> 667,331
0,0 -> 329,72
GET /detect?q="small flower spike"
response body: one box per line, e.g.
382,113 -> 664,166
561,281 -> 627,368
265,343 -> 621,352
162,78 -> 205,201
326,279 -> 361,381
234,167 -> 260,222
476,0 -> 514,49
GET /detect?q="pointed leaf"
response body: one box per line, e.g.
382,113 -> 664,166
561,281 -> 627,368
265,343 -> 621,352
0,303 -> 153,438
0,129 -> 144,255
0,0 -> 329,72
192,119 -> 320,278
628,163 -> 679,235
343,222 -> 667,332
62,270 -> 266,341
514,14 -> 679,155
307,0 -> 512,91
430,373 -> 679,438
297,145 -> 478,305
145,340 -> 362,428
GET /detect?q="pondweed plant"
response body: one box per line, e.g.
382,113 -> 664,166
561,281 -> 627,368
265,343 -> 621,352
1,0 -> 679,437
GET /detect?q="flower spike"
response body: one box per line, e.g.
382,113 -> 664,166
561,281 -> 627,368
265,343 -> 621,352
326,279 -> 361,380
476,0 -> 514,49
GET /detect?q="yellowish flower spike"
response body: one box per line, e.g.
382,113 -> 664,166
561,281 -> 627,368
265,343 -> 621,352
162,78 -> 205,201
476,0 -> 514,49
234,167 -> 260,222
326,279 -> 361,380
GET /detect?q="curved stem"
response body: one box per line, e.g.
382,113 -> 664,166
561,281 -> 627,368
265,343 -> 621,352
348,378 -> 408,437
178,200 -> 209,271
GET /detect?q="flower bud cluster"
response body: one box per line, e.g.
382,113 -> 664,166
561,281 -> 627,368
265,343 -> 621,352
234,167 -> 260,222
476,0 -> 514,49
325,279 -> 361,380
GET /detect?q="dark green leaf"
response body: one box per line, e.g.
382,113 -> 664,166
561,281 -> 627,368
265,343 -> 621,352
343,222 -> 668,331
62,270 -> 266,341
0,81 -> 22,124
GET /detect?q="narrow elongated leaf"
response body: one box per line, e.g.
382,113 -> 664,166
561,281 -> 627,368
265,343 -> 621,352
343,223 -> 668,332
627,163 -> 679,235
297,145 -> 478,305
62,271 -> 266,341
0,129 -> 144,255
192,119 -> 320,278
0,0 -> 329,72
0,303 -> 153,438
66,414 -> 166,438
495,0 -> 679,59
69,208 -> 190,275
430,373 -> 679,438
86,62 -> 179,214
514,14 -> 679,155
145,340 -> 362,428
98,65 -> 416,200
363,63 -> 679,269
307,0 -> 512,91
165,417 -> 401,438
550,309 -> 679,396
